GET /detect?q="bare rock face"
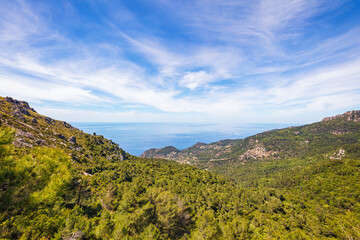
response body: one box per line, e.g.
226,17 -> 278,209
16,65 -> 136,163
14,129 -> 36,148
322,110 -> 360,122
346,110 -> 360,122
44,117 -> 55,124
5,96 -> 39,121
18,107 -> 30,116
57,134 -> 66,140
329,149 -> 346,160
69,136 -> 77,144
12,111 -> 26,121
62,121 -> 72,128
239,144 -> 277,160
5,96 -> 36,113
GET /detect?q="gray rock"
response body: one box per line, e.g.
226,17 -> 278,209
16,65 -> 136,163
57,134 -> 66,140
5,96 -> 36,112
69,136 -> 77,144
13,111 -> 26,121
322,110 -> 360,122
62,121 -> 71,128
19,107 -> 30,116
5,96 -> 15,103
44,117 -> 55,124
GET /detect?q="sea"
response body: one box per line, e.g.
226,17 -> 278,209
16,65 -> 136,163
71,122 -> 294,156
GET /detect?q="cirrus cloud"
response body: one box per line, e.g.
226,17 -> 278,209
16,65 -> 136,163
0,0 -> 359,124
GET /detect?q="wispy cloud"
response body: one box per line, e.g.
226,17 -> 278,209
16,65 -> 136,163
0,0 -> 359,123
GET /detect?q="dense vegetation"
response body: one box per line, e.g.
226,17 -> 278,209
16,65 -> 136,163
2,126 -> 360,239
1,97 -> 360,239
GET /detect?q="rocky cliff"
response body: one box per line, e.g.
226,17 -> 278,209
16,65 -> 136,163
322,110 -> 360,122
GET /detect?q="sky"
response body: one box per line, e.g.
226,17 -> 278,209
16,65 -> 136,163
0,0 -> 360,124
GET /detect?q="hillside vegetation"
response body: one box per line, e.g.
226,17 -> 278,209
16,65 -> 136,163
1,96 -> 360,239
141,111 -> 360,171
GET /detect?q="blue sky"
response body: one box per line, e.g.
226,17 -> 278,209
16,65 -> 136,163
0,0 -> 359,123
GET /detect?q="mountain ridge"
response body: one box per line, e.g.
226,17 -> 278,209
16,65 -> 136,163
141,110 -> 360,170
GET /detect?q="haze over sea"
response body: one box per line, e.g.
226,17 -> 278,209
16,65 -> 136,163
71,122 -> 295,156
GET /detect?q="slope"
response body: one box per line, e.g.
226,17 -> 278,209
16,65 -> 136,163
1,96 -> 360,239
141,111 -> 360,171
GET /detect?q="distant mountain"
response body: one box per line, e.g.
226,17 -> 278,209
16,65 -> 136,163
141,110 -> 360,170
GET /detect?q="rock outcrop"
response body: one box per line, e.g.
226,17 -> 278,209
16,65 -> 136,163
322,110 -> 360,122
239,144 -> 277,160
69,136 -> 77,144
5,96 -> 37,121
5,97 -> 37,112
44,117 -> 55,124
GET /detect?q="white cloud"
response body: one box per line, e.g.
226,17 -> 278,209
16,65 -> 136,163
179,71 -> 214,89
35,107 -> 209,123
0,0 -> 359,124
0,73 -> 101,104
0,0 -> 44,42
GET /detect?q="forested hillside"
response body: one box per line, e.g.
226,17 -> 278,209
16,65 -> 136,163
141,111 -> 360,171
1,96 -> 360,239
